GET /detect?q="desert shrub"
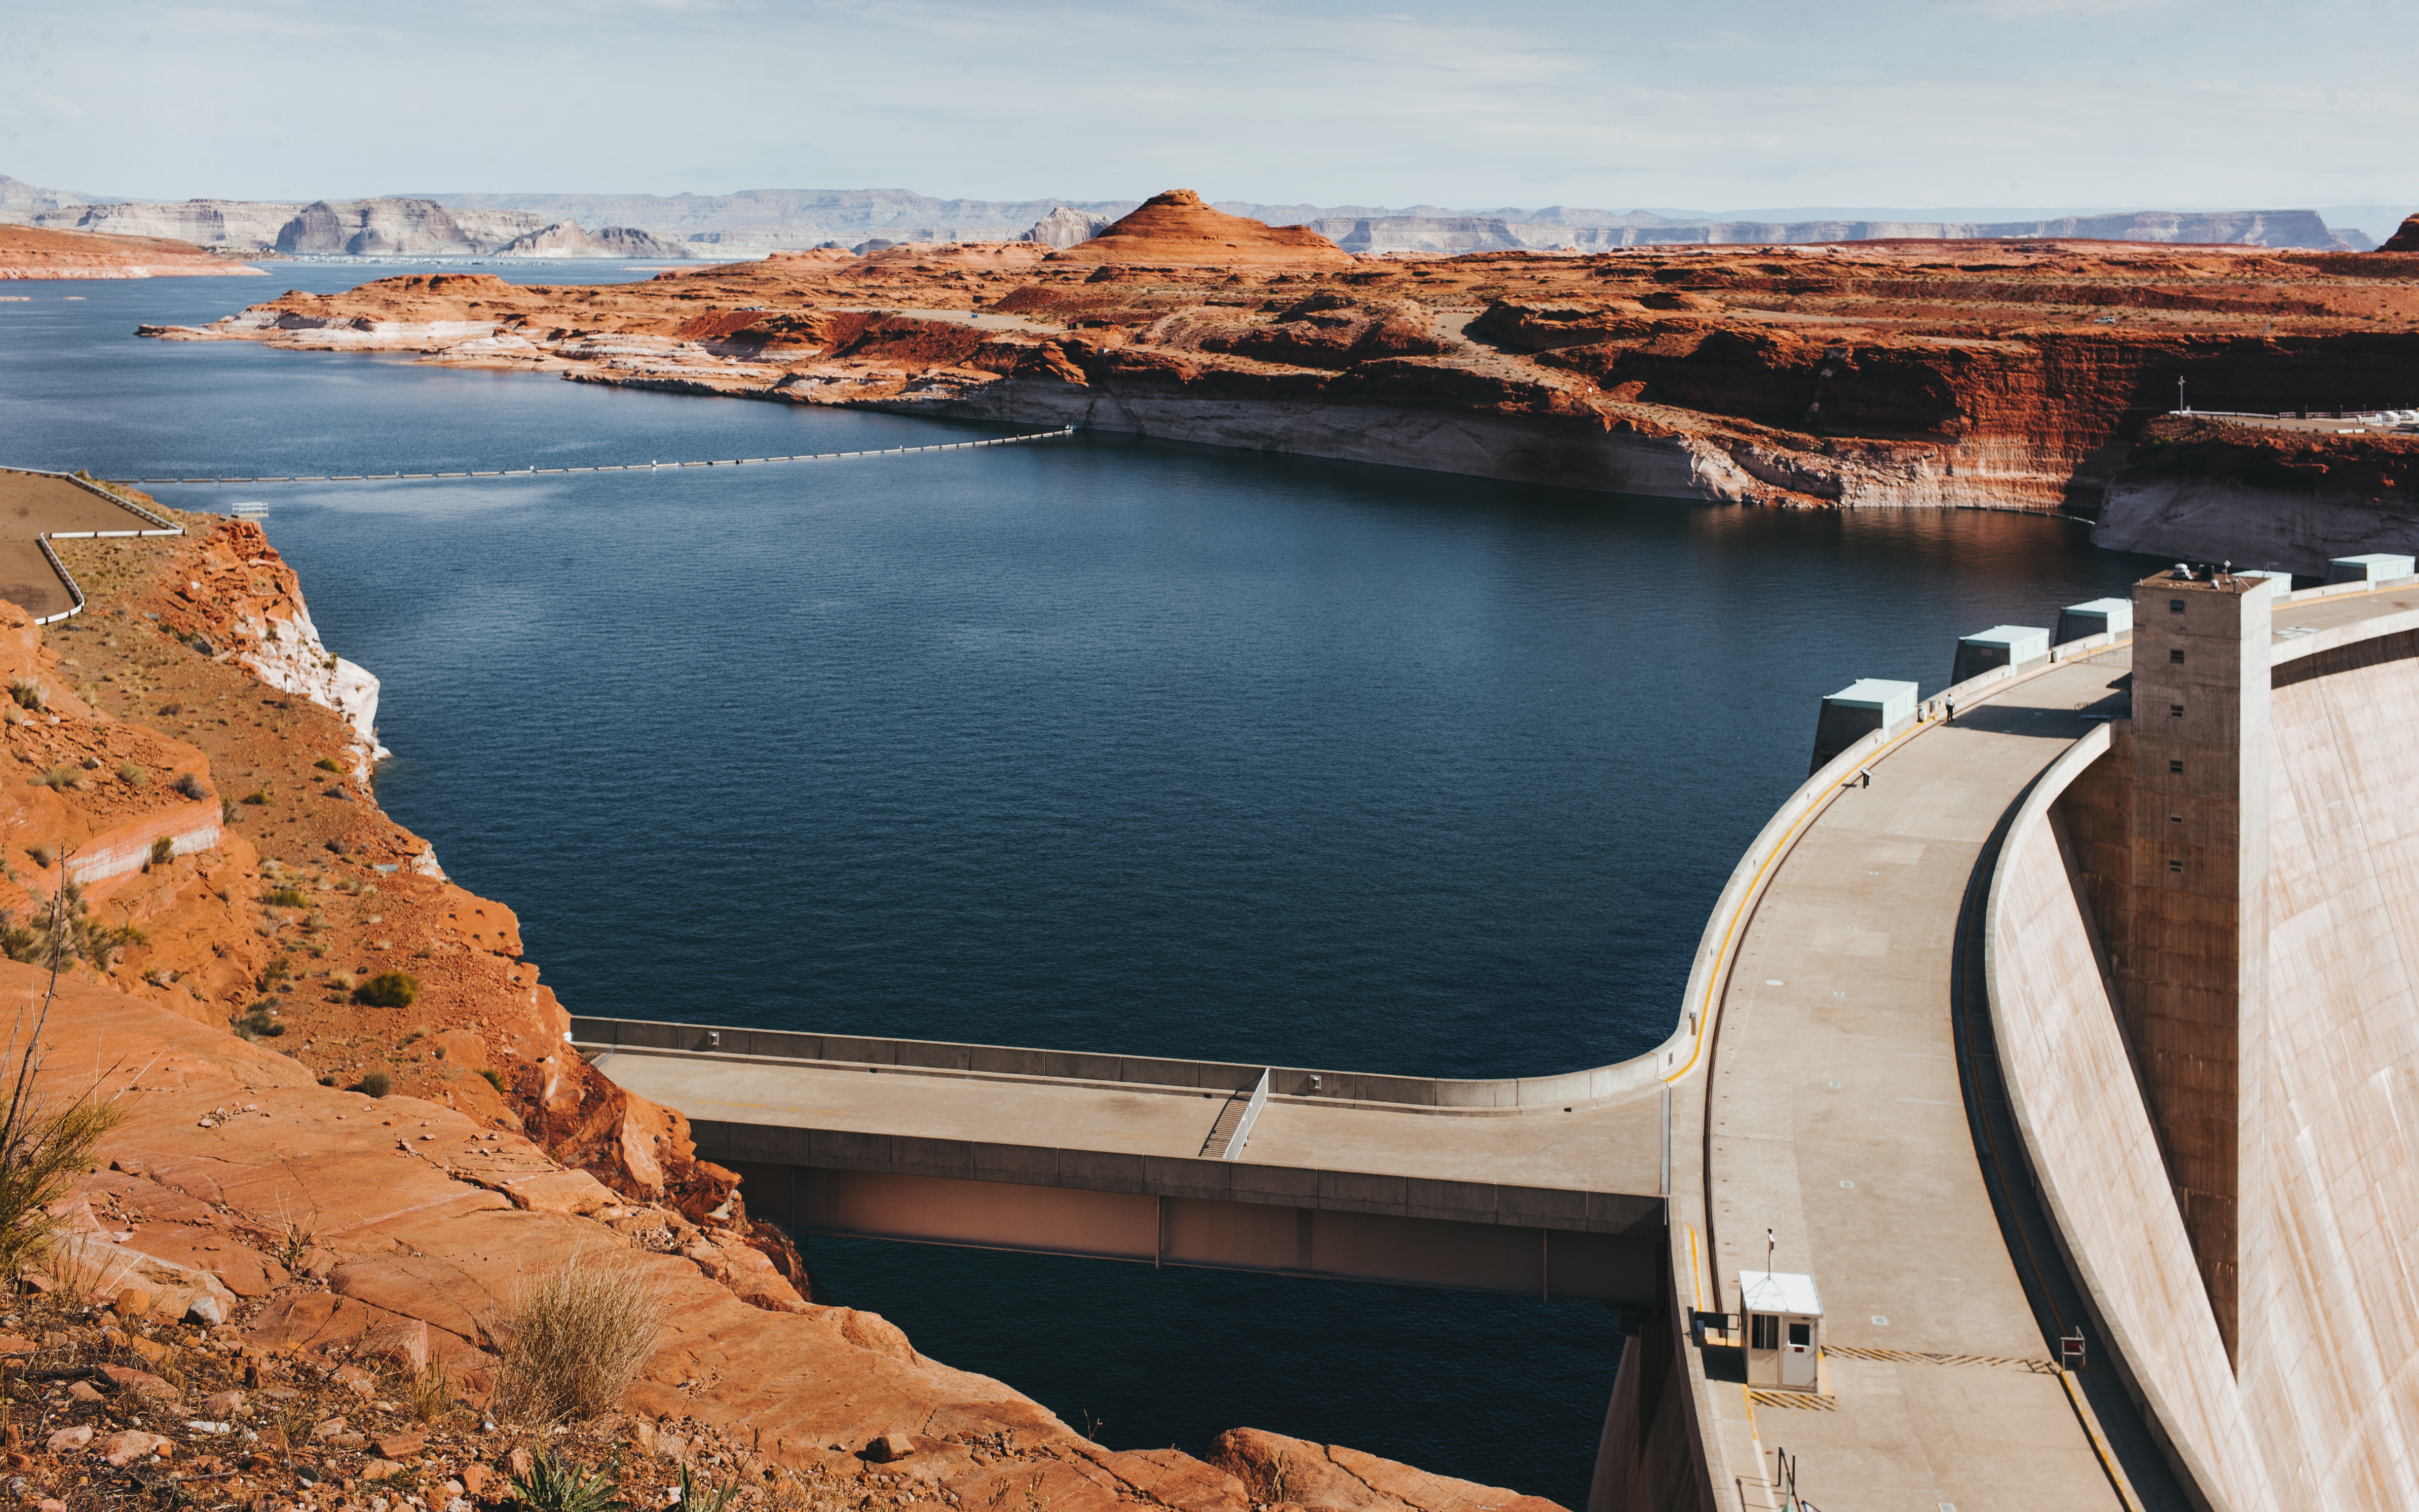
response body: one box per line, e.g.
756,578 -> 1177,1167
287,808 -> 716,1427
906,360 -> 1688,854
7,681 -> 44,712
241,788 -> 273,807
0,1011 -> 125,1284
172,772 -> 208,801
264,887 -> 308,909
509,1452 -> 626,1512
157,702 -> 181,717
117,762 -> 147,786
358,1070 -> 393,1098
354,971 -> 419,1008
478,1069 -> 504,1092
492,1254 -> 666,1423
234,1000 -> 284,1038
22,846 -> 51,870
147,836 -> 174,868
83,923 -> 145,970
314,756 -> 344,773
256,953 -> 291,993
37,767 -> 82,791
2,884 -> 142,971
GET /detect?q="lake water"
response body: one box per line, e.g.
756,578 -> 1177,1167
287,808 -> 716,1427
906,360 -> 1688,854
0,269 -> 2156,1503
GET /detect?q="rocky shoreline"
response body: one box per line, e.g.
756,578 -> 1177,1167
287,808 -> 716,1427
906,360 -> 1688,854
136,189 -> 2419,515
0,493 -> 1568,1512
0,225 -> 264,280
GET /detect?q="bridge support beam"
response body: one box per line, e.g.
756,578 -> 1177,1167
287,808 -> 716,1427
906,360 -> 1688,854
724,1161 -> 1660,1302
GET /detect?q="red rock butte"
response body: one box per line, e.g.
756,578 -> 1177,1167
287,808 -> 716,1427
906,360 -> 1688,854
1047,188 -> 1350,266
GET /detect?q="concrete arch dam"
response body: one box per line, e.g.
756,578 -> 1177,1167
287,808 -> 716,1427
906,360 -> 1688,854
580,568 -> 2419,1512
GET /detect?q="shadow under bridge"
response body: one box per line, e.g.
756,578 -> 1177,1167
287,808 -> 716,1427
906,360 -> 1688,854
570,1015 -> 1670,1303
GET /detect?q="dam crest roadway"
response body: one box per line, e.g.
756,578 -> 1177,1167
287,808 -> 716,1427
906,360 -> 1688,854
584,565 -> 2419,1512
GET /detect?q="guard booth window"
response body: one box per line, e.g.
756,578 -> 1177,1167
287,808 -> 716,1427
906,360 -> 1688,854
1752,1314 -> 1780,1350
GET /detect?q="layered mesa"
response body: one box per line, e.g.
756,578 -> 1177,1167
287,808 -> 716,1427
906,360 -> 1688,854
145,189 -> 2419,510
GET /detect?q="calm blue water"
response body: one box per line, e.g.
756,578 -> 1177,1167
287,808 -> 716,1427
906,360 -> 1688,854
0,271 -> 2156,1503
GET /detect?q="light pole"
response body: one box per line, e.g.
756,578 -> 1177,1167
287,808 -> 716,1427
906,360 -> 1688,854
2178,376 -> 2189,414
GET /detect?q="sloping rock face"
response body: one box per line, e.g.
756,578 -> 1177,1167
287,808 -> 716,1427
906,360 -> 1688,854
0,173 -> 104,218
0,224 -> 263,280
29,507 -> 741,1224
1023,207 -> 1112,247
1210,1428 -> 1561,1512
1047,188 -> 1350,267
2383,214 -> 2419,253
498,220 -> 692,258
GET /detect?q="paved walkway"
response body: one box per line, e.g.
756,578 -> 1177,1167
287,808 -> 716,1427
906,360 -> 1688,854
1687,650 -> 2142,1512
0,467 -> 180,620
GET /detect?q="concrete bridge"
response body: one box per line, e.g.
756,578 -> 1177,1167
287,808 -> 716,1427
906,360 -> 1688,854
582,562 -> 2419,1512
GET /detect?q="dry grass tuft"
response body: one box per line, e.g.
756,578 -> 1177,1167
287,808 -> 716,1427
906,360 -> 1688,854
403,1357 -> 456,1423
492,1251 -> 666,1423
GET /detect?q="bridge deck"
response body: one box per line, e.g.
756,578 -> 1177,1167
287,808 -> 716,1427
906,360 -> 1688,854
590,1047 -> 1665,1200
586,1035 -> 1668,1299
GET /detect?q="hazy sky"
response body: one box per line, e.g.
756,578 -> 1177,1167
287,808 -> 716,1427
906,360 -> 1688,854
5,0 -> 2413,213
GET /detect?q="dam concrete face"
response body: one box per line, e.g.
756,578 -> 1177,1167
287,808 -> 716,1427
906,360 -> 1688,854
1992,572 -> 2419,1508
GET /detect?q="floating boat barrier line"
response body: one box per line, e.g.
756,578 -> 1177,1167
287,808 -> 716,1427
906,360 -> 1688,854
108,426 -> 1080,486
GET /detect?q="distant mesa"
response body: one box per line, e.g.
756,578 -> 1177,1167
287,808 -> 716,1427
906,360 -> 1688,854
0,173 -> 2392,256
1308,216 -> 1528,255
1046,190 -> 1351,267
273,198 -> 548,257
497,219 -> 691,259
2382,213 -> 2419,252
1022,207 -> 1114,249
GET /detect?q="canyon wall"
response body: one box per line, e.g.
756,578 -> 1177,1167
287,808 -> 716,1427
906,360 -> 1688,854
129,197 -> 2419,514
2097,417 -> 2419,572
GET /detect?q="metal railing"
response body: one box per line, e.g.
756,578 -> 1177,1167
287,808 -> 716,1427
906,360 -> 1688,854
1221,1068 -> 1271,1161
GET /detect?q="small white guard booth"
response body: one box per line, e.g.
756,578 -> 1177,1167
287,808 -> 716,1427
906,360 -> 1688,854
1739,1269 -> 1824,1392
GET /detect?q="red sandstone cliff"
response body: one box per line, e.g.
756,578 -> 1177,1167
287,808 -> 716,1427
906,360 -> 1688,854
140,199 -> 2419,514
